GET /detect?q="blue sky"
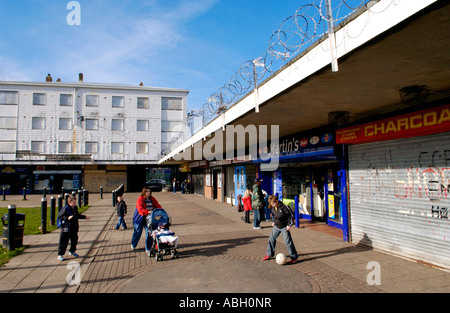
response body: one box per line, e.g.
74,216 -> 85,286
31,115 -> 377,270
0,0 -> 307,111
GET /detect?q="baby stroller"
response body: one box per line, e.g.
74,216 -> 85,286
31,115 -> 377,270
146,208 -> 179,261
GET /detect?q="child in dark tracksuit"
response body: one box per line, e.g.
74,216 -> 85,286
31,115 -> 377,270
115,195 -> 127,230
57,195 -> 87,261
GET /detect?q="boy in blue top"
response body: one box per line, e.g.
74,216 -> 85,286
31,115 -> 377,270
57,195 -> 88,261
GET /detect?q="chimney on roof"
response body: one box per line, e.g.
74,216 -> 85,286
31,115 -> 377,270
79,73 -> 83,82
139,82 -> 143,86
56,78 -> 61,82
46,74 -> 52,82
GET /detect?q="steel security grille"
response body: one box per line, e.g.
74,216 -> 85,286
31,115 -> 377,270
348,132 -> 450,269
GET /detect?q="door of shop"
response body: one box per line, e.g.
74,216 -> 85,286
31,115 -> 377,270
234,166 -> 246,205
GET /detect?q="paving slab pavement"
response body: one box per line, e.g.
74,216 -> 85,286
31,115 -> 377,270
1,191 -> 449,295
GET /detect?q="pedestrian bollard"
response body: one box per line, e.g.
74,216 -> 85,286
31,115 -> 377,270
58,195 -> 63,213
43,187 -> 47,199
100,186 -> 103,199
23,188 -> 27,200
2,188 -> 5,201
61,187 -> 65,198
41,198 -> 47,234
50,196 -> 56,226
77,190 -> 82,207
65,193 -> 69,205
83,189 -> 89,206
112,190 -> 116,207
5,205 -> 17,251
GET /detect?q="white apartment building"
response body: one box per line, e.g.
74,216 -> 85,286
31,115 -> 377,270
0,74 -> 188,193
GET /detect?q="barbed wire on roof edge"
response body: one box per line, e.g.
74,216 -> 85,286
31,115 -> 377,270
164,0 -> 382,156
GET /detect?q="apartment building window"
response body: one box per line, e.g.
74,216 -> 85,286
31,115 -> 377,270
85,118 -> 99,130
85,141 -> 98,153
0,91 -> 18,105
137,120 -> 149,131
0,117 -> 17,129
32,117 -> 46,130
31,141 -> 44,154
162,97 -> 182,110
136,142 -> 148,154
60,94 -> 73,106
162,121 -> 182,132
111,142 -> 123,154
112,96 -> 124,108
137,97 -> 149,109
58,141 -> 72,153
33,93 -> 46,105
111,119 -> 124,131
86,95 -> 99,107
59,118 -> 73,130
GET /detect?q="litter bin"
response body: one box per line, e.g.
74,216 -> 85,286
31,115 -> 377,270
2,213 -> 25,249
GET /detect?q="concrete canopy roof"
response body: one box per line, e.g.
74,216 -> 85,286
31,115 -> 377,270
159,0 -> 450,165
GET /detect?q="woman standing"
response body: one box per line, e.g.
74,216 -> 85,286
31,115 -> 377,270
131,186 -> 162,254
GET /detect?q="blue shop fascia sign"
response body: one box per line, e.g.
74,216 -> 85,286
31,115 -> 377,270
258,128 -> 339,163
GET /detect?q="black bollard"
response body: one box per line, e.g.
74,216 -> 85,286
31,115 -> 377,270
77,190 -> 82,207
100,186 -> 103,199
23,188 -> 27,200
41,198 -> 47,234
83,189 -> 89,206
58,195 -> 63,213
43,187 -> 46,199
61,187 -> 65,198
50,196 -> 56,226
6,205 -> 16,251
112,190 -> 116,207
2,188 -> 5,201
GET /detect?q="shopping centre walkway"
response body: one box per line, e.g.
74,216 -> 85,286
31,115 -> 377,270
0,191 -> 449,294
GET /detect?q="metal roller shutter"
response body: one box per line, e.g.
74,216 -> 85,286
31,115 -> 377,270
348,132 -> 450,269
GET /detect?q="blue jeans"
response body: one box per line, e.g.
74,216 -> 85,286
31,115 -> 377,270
115,216 -> 127,229
266,225 -> 298,259
253,208 -> 261,228
131,220 -> 152,251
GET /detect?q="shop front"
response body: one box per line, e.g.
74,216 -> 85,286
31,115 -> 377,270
0,166 -> 30,194
336,103 -> 450,269
257,127 -> 349,240
190,160 -> 208,196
